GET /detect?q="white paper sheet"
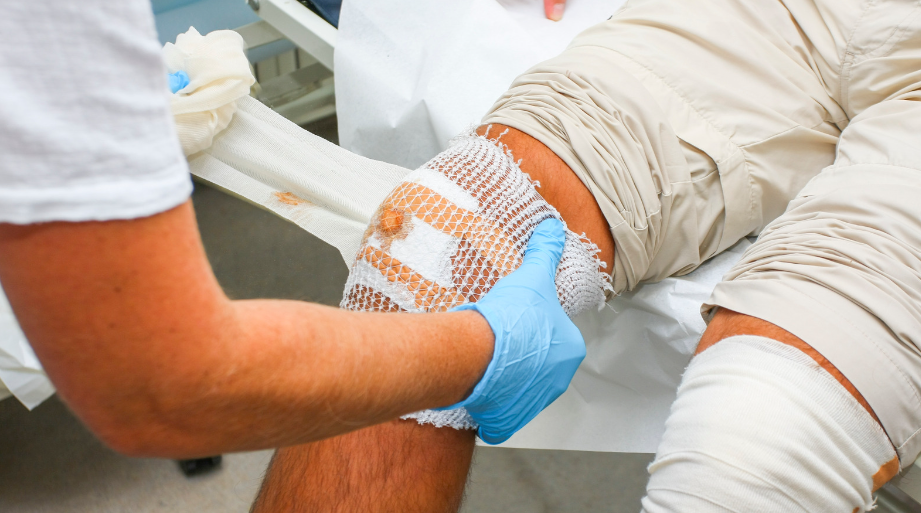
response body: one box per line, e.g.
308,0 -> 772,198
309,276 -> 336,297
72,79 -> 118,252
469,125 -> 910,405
500,240 -> 750,452
336,0 -> 625,169
335,0 -> 748,453
0,286 -> 55,409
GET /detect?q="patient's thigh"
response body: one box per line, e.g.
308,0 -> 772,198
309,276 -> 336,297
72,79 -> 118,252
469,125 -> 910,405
476,124 -> 614,270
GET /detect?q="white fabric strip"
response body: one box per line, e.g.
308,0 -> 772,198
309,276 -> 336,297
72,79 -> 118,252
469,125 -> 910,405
189,94 -> 411,264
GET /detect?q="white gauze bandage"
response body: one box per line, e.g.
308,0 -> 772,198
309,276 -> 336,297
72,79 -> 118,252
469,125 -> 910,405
642,335 -> 897,513
340,130 -> 613,429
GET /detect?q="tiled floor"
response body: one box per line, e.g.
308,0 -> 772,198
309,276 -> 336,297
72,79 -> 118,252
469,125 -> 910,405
0,392 -> 652,513
0,396 -> 273,513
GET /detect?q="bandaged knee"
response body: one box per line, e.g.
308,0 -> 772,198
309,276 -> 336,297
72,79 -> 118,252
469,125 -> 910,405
340,129 -> 611,429
642,335 -> 897,513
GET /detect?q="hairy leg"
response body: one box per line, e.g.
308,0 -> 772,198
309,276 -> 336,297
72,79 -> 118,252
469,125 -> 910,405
252,125 -> 614,512
252,420 -> 475,512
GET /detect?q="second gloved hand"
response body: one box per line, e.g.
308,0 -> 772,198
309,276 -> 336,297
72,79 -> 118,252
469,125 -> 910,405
447,218 -> 586,444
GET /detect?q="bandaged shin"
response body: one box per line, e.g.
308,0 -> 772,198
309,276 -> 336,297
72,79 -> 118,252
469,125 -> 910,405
340,130 -> 612,429
642,335 -> 897,513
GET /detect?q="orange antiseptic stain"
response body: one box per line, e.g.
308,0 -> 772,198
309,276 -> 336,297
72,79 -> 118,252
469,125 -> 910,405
379,207 -> 405,236
359,245 -> 464,312
873,456 -> 900,491
384,182 -> 522,276
274,192 -> 307,206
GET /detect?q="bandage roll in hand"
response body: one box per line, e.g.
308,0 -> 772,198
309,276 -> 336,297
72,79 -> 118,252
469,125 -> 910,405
162,28 -> 255,156
449,219 -> 586,444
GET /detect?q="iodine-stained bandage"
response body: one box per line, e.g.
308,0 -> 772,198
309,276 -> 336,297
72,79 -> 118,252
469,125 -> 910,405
340,130 -> 612,429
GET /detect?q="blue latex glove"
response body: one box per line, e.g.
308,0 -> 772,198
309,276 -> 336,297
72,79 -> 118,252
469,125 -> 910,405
448,218 -> 586,444
168,70 -> 190,94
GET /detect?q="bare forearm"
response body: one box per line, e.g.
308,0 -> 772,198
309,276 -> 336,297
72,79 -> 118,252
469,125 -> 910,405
27,302 -> 490,458
127,301 -> 492,457
0,202 -> 492,458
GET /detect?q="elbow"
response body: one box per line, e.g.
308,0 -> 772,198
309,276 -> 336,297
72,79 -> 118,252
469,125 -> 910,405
87,408 -> 181,458
72,388 -> 206,458
93,413 -> 212,459
55,326 -> 237,458
95,423 -> 161,458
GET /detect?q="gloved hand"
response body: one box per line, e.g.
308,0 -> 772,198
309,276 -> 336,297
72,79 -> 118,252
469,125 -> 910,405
447,218 -> 586,444
168,70 -> 190,94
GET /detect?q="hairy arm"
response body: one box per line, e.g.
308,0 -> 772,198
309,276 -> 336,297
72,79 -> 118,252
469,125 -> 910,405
0,200 -> 493,458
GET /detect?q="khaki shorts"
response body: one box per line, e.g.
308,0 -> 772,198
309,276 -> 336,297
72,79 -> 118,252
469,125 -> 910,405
483,0 -> 921,465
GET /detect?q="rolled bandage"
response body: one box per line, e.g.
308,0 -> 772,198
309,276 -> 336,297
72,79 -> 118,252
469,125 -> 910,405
642,335 -> 898,513
162,28 -> 255,156
341,130 -> 612,429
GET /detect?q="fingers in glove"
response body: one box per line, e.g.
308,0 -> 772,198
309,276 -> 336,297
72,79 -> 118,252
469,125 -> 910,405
521,218 -> 566,276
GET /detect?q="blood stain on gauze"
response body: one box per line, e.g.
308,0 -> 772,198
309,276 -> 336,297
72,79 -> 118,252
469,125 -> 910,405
340,129 -> 613,428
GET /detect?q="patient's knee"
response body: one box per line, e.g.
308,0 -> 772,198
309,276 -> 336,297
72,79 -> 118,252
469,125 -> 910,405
340,129 -> 611,430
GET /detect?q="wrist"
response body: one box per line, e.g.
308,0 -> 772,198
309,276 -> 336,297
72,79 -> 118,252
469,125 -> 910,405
443,307 -> 496,407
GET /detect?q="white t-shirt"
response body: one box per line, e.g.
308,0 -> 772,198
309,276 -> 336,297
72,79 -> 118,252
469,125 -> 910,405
0,1 -> 192,224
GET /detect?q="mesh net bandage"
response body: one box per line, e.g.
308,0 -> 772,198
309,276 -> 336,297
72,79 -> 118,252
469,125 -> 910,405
340,130 -> 612,429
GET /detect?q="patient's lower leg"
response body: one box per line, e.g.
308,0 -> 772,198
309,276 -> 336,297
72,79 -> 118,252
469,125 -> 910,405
251,420 -> 475,513
641,310 -> 899,512
251,126 -> 614,512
